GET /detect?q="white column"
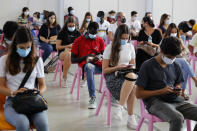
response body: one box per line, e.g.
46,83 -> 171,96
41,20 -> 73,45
145,0 -> 153,13
58,0 -> 64,27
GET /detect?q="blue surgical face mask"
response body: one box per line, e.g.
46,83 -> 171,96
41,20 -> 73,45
133,17 -> 137,21
4,38 -> 12,45
88,33 -> 96,39
86,18 -> 91,22
120,39 -> 128,45
68,26 -> 75,32
17,47 -> 31,58
96,17 -> 101,22
166,20 -> 170,25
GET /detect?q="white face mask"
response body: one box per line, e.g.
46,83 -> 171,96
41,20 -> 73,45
162,55 -> 176,65
24,11 -> 29,16
170,33 -> 177,37
70,10 -> 75,15
4,38 -> 12,45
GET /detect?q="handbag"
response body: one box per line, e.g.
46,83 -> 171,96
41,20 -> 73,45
136,44 -> 157,56
12,57 -> 48,115
115,68 -> 139,81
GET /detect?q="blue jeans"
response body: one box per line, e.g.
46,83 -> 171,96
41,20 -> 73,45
175,58 -> 195,89
4,98 -> 49,131
84,63 -> 102,97
39,42 -> 53,62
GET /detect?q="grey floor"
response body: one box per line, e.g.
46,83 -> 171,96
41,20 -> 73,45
42,62 -> 197,131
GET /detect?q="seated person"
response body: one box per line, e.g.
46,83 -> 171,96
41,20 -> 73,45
80,12 -> 93,34
56,16 -> 81,87
0,21 -> 19,57
136,36 -> 197,131
188,24 -> 197,55
71,22 -> 105,109
39,11 -> 61,62
103,24 -> 137,129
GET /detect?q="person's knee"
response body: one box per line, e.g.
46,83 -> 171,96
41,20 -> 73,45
85,63 -> 95,71
15,118 -> 30,130
170,113 -> 184,126
125,72 -> 136,79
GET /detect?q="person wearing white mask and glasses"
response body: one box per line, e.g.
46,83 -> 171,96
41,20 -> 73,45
128,11 -> 141,40
56,17 -> 81,88
0,21 -> 19,57
18,7 -> 31,27
164,23 -> 197,100
64,7 -> 79,29
107,10 -> 116,24
158,13 -> 170,38
80,12 -> 93,34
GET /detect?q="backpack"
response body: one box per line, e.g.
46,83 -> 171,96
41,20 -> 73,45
44,55 -> 59,73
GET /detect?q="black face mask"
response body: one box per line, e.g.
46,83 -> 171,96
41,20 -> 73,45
121,18 -> 126,23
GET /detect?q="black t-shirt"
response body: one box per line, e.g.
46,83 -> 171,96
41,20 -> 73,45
57,29 -> 81,54
136,58 -> 184,109
178,21 -> 192,33
38,23 -> 61,42
138,29 -> 162,44
158,25 -> 167,34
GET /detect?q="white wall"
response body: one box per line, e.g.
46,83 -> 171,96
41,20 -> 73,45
64,0 -> 146,28
152,0 -> 197,25
0,0 -> 59,29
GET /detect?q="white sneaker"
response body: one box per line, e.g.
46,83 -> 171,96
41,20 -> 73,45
127,115 -> 138,130
113,105 -> 123,120
62,78 -> 68,88
88,97 -> 97,109
80,79 -> 87,87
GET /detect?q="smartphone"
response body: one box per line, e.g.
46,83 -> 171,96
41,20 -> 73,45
173,88 -> 182,91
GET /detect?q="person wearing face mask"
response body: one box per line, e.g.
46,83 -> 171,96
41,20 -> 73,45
165,23 -> 197,100
0,21 -> 19,57
80,12 -> 93,34
32,12 -> 42,30
18,7 -> 31,27
136,16 -> 162,70
178,19 -> 196,42
158,13 -> 170,38
96,11 -> 110,43
56,17 -> 81,88
108,12 -> 126,42
71,22 -> 105,109
64,7 -> 79,30
0,27 -> 49,131
39,11 -> 61,62
128,11 -> 141,40
188,24 -> 197,54
107,10 -> 116,24
103,24 -> 137,129
136,36 -> 197,131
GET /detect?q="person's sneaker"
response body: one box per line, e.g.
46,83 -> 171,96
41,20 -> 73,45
113,105 -> 123,120
80,79 -> 87,88
62,78 -> 68,88
88,96 -> 97,109
127,115 -> 138,130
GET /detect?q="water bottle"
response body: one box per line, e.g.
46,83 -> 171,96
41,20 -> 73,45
148,36 -> 152,43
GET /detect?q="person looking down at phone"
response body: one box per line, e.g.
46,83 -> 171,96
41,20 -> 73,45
0,27 -> 49,131
136,36 -> 197,131
71,22 -> 105,109
102,24 -> 137,129
136,16 -> 162,70
38,11 -> 61,62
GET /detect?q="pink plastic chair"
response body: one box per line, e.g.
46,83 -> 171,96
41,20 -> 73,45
95,87 -> 111,125
70,66 -> 104,100
188,77 -> 192,95
188,52 -> 197,72
53,60 -> 64,88
131,40 -> 138,51
136,100 -> 191,131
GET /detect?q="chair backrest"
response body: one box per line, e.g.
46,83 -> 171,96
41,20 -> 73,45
131,40 -> 138,51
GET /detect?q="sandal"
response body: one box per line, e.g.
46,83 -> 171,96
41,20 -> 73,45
182,93 -> 189,101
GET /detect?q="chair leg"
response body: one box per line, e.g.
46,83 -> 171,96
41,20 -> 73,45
99,74 -> 104,93
148,119 -> 154,131
53,62 -> 60,81
77,69 -> 82,100
107,90 -> 111,125
186,119 -> 191,131
70,71 -> 78,94
95,90 -> 106,116
59,63 -> 62,88
188,77 -> 192,95
193,60 -> 196,73
136,117 -> 145,131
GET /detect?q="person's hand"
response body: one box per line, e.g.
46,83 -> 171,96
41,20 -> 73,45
147,42 -> 153,46
173,85 -> 182,96
138,41 -> 144,45
116,64 -> 128,70
14,88 -> 27,95
159,86 -> 173,94
45,39 -> 50,43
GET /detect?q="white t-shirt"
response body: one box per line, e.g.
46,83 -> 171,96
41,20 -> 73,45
0,55 -> 45,92
97,20 -> 110,38
127,20 -> 141,33
103,42 -> 136,66
108,22 -> 118,35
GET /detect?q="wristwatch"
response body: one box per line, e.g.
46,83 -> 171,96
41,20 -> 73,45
10,91 -> 15,97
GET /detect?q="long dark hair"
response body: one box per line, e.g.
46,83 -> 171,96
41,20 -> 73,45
80,12 -> 93,31
46,11 -> 58,27
21,7 -> 29,19
159,13 -> 169,26
164,23 -> 180,38
143,16 -> 155,28
61,16 -> 76,32
110,24 -> 130,66
6,27 -> 36,75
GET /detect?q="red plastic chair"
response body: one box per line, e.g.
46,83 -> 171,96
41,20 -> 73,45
136,100 -> 191,131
